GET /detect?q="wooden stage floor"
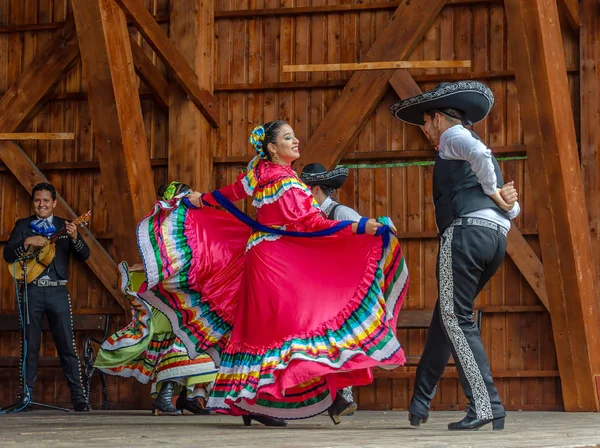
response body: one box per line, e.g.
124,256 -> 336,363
1,410 -> 600,447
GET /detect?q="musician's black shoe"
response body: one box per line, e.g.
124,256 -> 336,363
447,415 -> 505,431
73,401 -> 91,412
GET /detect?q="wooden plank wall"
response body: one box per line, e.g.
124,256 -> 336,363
0,0 -> 581,411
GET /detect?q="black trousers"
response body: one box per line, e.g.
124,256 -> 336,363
20,284 -> 86,405
409,220 -> 507,420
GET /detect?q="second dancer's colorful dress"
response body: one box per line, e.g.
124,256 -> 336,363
94,262 -> 217,414
137,157 -> 409,420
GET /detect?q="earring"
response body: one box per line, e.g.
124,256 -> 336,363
272,153 -> 280,163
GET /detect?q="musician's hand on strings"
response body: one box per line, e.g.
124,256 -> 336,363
66,221 -> 79,241
24,235 -> 48,248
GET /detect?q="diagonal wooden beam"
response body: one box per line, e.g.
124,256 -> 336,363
114,0 -> 219,127
559,0 -> 580,32
504,228 -> 549,309
505,0 -> 600,411
0,19 -> 79,132
130,37 -> 170,109
388,69 -> 550,310
72,0 -> 156,263
0,20 -> 124,309
295,0 -> 448,172
0,141 -> 127,311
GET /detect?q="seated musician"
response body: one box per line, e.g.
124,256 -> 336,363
3,182 -> 91,411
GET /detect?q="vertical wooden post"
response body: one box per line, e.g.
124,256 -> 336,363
504,0 -> 600,411
72,0 -> 155,261
168,0 -> 215,191
580,0 -> 600,279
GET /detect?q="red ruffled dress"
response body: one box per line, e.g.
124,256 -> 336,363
137,159 -> 409,419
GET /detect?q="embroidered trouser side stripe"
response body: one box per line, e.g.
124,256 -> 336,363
438,226 -> 493,420
408,223 -> 506,421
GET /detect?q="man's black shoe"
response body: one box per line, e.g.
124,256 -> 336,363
447,415 -> 505,431
409,412 -> 429,427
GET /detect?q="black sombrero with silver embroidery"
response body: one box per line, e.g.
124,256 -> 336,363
300,163 -> 348,189
389,81 -> 494,126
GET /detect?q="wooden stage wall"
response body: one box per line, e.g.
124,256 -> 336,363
0,0 -> 583,411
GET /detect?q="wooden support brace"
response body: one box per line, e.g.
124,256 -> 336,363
130,37 -> 170,109
505,0 -> 600,411
282,60 -> 471,73
0,141 -> 126,310
114,0 -> 219,127
72,0 -> 156,262
559,0 -> 580,32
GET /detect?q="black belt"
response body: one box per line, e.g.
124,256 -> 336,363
451,218 -> 509,237
31,279 -> 68,287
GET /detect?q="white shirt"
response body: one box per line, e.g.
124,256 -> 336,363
320,197 -> 363,222
35,214 -> 54,223
438,125 -> 520,229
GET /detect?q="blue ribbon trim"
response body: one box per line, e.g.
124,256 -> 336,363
182,197 -> 198,209
211,190 -> 353,237
375,224 -> 390,248
357,217 -> 368,235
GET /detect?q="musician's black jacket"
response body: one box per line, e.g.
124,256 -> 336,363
3,215 -> 90,280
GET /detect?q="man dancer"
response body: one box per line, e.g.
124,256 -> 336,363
389,81 -> 519,431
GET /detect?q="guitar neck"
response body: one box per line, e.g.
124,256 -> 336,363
48,226 -> 68,243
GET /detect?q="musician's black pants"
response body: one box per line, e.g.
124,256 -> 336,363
20,284 -> 86,405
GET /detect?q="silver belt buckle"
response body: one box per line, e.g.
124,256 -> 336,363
37,278 -> 49,287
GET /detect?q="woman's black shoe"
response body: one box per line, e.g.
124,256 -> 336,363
327,392 -> 357,425
175,391 -> 210,415
408,412 -> 429,427
242,414 -> 288,427
151,382 -> 182,416
447,415 -> 505,431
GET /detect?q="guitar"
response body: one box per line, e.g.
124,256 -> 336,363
8,211 -> 92,283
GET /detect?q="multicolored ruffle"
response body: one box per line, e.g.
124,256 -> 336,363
137,199 -> 233,361
253,176 -> 319,210
97,322 -> 217,390
241,157 -> 260,196
95,263 -> 218,390
246,228 -> 284,252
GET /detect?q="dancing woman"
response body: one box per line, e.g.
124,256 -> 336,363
137,121 -> 409,425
